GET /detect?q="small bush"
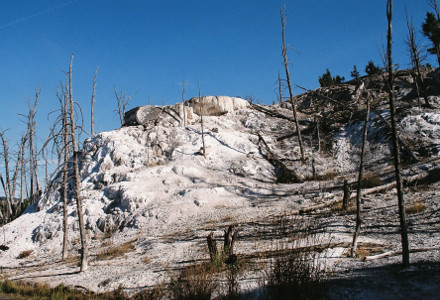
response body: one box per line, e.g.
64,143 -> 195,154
97,240 -> 136,260
406,200 -> 427,214
361,173 -> 382,188
16,250 -> 33,259
260,216 -> 329,299
169,263 -> 218,300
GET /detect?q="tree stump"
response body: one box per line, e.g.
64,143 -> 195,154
207,232 -> 218,263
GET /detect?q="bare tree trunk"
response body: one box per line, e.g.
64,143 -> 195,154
351,98 -> 370,257
342,179 -> 350,211
280,8 -> 305,162
387,0 -> 410,267
0,173 -> 12,218
61,85 -> 70,261
0,131 -> 14,218
68,54 -> 88,272
182,80 -> 186,127
198,81 -> 206,157
405,9 -> 428,107
91,67 -> 98,136
277,71 -> 283,104
207,232 -> 218,263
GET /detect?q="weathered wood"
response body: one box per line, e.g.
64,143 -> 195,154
207,232 -> 218,263
363,247 -> 440,261
224,225 -> 237,257
351,98 -> 370,257
342,179 -> 350,211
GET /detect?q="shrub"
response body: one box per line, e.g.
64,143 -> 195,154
97,240 -> 136,260
361,173 -> 382,188
406,200 -> 427,214
169,263 -> 218,300
260,216 -> 329,299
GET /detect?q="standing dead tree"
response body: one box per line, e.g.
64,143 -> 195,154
0,131 -> 13,219
386,0 -> 410,267
277,71 -> 283,105
23,92 -> 41,202
351,98 -> 370,257
405,8 -> 428,107
198,81 -> 207,157
114,88 -> 132,126
68,54 -> 88,272
280,7 -> 305,162
91,67 -> 98,136
182,80 -> 186,127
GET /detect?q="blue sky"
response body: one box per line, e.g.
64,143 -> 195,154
0,0 -> 435,148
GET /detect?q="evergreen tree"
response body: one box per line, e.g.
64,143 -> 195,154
365,60 -> 381,76
350,65 -> 360,79
422,12 -> 440,66
318,68 -> 345,87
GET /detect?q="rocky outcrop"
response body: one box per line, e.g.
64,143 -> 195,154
186,96 -> 249,116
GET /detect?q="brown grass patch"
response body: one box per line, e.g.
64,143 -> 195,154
361,173 -> 382,188
406,200 -> 427,214
97,240 -> 136,260
345,242 -> 384,259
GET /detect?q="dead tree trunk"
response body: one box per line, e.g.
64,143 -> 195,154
182,80 -> 186,127
342,179 -> 350,211
277,71 -> 283,104
387,0 -> 410,267
91,67 -> 98,136
280,8 -> 305,162
68,54 -> 88,272
405,9 -> 428,107
351,98 -> 370,257
223,225 -> 237,257
207,232 -> 218,263
61,84 -> 70,261
198,81 -> 206,157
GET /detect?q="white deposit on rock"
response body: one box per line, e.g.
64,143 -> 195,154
186,95 -> 250,116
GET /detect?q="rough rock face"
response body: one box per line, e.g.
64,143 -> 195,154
186,96 -> 249,116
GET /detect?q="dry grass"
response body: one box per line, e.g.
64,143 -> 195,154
345,242 -> 384,259
361,173 -> 382,188
0,279 -> 129,299
16,250 -> 33,259
406,200 -> 427,214
97,240 -> 136,260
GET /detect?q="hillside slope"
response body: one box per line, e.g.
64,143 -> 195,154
1,71 -> 440,297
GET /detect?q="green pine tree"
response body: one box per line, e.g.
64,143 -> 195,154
422,12 -> 440,66
365,61 -> 381,76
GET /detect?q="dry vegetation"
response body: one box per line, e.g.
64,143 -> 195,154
97,240 -> 136,260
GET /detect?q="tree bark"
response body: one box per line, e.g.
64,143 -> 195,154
342,179 -> 350,211
91,67 -> 98,136
68,54 -> 88,272
387,0 -> 410,267
207,232 -> 218,263
280,8 -> 305,162
351,98 -> 370,257
182,80 -> 186,127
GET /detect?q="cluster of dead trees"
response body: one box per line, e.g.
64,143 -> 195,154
0,54 -> 93,272
279,1 -> 411,267
0,92 -> 41,223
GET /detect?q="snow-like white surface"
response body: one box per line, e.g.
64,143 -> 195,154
1,94 -> 440,297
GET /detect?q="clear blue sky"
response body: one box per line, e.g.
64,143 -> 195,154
0,0 -> 435,148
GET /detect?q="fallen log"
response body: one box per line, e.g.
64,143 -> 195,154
363,247 -> 440,261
